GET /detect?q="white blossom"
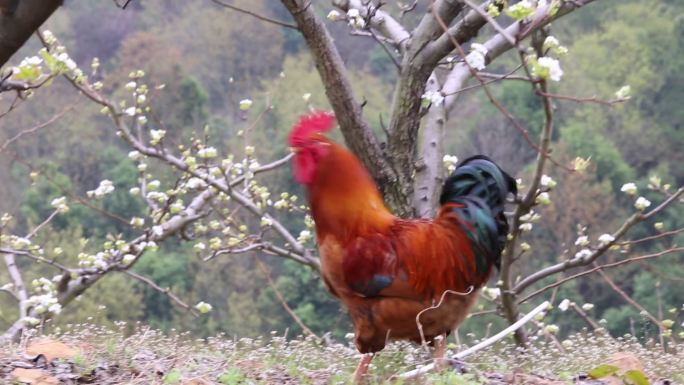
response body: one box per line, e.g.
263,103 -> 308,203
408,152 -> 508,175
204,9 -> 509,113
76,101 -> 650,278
327,10 -> 342,21
347,9 -> 365,29
239,99 -> 253,111
581,303 -> 594,311
544,324 -> 560,334
543,36 -> 560,50
198,147 -> 218,159
421,90 -> 445,107
505,0 -> 535,20
575,248 -> 592,259
575,235 -> 589,247
193,242 -> 206,252
520,242 -> 531,252
128,150 -> 141,161
535,192 -> 551,205
634,196 -> 651,211
597,233 -> 615,246
42,30 -> 57,45
302,93 -> 312,102
465,43 -> 488,71
50,196 -> 69,213
620,183 -> 637,196
122,254 -> 136,264
615,85 -> 631,99
150,129 -> 166,145
195,301 -> 213,314
297,229 -> 313,244
125,81 -> 137,91
186,177 -> 207,190
558,299 -> 571,312
130,217 -> 145,228
519,223 -> 533,232
87,180 -> 115,199
540,174 -> 557,189
535,57 -> 563,81
124,107 -> 136,116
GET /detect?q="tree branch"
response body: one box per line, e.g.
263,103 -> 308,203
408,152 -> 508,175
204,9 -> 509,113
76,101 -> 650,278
211,0 -> 298,30
280,0 -> 410,215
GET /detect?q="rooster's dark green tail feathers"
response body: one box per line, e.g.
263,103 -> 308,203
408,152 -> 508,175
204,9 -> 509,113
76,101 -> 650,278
439,155 -> 517,273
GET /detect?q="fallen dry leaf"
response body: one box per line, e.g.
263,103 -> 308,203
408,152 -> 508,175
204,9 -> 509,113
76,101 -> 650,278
26,338 -> 76,362
11,368 -> 59,385
601,352 -> 647,385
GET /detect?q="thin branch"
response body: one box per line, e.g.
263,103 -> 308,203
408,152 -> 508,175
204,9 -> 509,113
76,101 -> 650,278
255,256 -> 321,340
124,270 -> 199,317
596,267 -> 662,329
536,90 -> 629,106
514,187 -> 683,295
396,300 -> 550,380
1,248 -> 72,272
620,227 -> 684,245
0,104 -> 72,154
211,0 -> 298,29
518,247 -> 684,304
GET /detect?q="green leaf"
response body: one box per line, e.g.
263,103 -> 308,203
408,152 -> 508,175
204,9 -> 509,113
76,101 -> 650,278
588,364 -> 620,379
163,368 -> 182,384
623,370 -> 650,385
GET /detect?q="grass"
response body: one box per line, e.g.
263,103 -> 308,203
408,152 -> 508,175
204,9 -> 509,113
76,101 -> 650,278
1,322 -> 682,384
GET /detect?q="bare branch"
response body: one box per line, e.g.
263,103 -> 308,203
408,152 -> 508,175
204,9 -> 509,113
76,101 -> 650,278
123,270 -> 200,317
518,247 -> 684,304
0,104 -> 72,154
211,0 -> 298,30
255,256 -> 320,340
515,188 -> 683,295
280,0 -> 409,214
596,268 -> 663,329
332,0 -> 410,51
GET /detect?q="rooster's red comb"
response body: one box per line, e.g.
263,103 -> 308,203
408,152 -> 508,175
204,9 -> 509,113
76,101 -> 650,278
288,111 -> 336,147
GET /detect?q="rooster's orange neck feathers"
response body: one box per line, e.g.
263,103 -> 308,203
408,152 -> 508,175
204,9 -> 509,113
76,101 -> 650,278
306,141 -> 394,241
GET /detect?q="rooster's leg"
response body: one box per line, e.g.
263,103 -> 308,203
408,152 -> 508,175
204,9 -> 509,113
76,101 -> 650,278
352,353 -> 373,383
433,334 -> 448,370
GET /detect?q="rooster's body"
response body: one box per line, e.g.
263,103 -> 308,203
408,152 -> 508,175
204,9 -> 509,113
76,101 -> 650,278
288,112 -> 516,377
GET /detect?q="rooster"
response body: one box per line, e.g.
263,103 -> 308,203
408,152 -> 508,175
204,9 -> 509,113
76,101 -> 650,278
288,112 -> 516,382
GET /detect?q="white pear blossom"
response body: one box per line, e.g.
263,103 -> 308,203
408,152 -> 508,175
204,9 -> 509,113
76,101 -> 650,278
42,30 -> 57,45
575,248 -> 592,259
297,229 -> 313,244
124,107 -> 136,116
125,81 -> 137,91
195,301 -> 213,314
198,147 -> 218,159
558,299 -> 571,312
634,196 -> 651,211
534,57 -> 563,81
582,303 -> 594,311
520,242 -> 531,252
421,90 -> 445,107
193,242 -> 206,252
327,9 -> 342,21
465,43 -> 488,70
575,235 -> 589,247
615,85 -> 631,99
519,223 -> 533,232
442,155 -> 459,173
302,93 -> 312,102
122,254 -> 136,264
482,287 -> 501,300
128,150 -> 141,161
150,129 -> 166,145
598,233 -> 615,246
347,9 -> 365,29
50,196 -> 69,213
505,0 -> 535,20
544,324 -> 560,334
620,182 -> 637,196
186,177 -> 207,190
87,180 -> 115,198
654,222 -> 664,231
129,187 -> 140,196
540,174 -> 557,189
137,115 -> 148,125
535,192 -> 551,205
239,99 -> 253,111
543,36 -> 560,50
130,217 -> 145,228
